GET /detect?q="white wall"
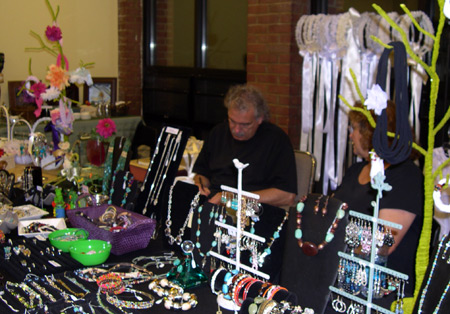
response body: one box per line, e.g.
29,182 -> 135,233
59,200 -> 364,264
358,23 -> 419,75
0,0 -> 118,107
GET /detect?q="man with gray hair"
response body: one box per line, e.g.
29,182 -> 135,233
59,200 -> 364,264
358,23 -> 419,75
193,84 -> 297,207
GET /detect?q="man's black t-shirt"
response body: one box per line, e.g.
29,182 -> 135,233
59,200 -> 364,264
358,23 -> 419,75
193,121 -> 297,197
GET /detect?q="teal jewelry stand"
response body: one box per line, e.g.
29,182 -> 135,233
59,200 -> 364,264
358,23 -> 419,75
329,155 -> 408,314
166,240 -> 208,289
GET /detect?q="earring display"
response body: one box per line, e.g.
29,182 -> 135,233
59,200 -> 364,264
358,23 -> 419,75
329,158 -> 410,314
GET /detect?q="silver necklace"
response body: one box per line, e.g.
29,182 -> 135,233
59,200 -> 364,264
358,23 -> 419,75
165,183 -> 200,246
152,131 -> 183,206
142,134 -> 172,214
141,126 -> 166,193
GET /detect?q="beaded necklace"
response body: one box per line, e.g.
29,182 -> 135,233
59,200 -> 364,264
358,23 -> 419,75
294,195 -> 348,256
418,236 -> 449,314
102,137 -> 131,195
165,183 -> 200,246
253,210 -> 289,267
106,288 -> 155,310
108,171 -> 134,207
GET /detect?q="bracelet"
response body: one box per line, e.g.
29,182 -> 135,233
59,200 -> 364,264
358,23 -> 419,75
164,291 -> 198,311
75,267 -> 108,282
97,273 -> 125,295
29,281 -> 57,302
5,282 -> 36,309
257,299 -> 278,314
148,278 -> 183,297
248,296 -> 266,314
0,291 -> 19,312
232,275 -> 252,306
265,285 -> 288,300
106,288 -> 155,310
210,267 -> 227,294
57,279 -> 87,298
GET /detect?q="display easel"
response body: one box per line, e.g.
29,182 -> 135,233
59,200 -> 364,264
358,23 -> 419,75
209,159 -> 270,312
329,162 -> 409,314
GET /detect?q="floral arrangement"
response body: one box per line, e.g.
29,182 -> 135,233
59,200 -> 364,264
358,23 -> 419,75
93,118 -> 116,141
20,0 -> 93,125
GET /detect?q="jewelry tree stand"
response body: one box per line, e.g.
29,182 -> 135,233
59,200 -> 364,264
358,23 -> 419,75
209,159 -> 270,313
329,158 -> 408,314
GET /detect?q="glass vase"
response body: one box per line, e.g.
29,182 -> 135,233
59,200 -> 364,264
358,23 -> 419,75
86,138 -> 107,166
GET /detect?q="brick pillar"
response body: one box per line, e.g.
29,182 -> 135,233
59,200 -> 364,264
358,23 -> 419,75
246,0 -> 309,149
118,0 -> 143,116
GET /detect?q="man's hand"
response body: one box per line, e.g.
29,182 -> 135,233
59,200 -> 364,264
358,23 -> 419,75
194,174 -> 211,197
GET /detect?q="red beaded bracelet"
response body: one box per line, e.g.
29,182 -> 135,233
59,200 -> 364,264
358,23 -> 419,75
96,273 -> 125,295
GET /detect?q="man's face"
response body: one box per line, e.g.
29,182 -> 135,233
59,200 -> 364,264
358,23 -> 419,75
228,107 -> 263,141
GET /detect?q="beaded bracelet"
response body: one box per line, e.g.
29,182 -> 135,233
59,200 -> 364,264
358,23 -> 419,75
5,282 -> 36,309
106,288 -> 155,310
97,273 -> 125,295
29,281 -> 57,303
148,278 -> 184,298
257,299 -> 278,314
164,292 -> 198,311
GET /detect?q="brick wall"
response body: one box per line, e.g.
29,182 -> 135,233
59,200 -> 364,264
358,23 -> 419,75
118,0 -> 143,116
246,0 -> 309,149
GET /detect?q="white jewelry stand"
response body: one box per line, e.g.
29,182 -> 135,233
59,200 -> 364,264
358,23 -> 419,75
210,159 -> 270,312
329,159 -> 408,314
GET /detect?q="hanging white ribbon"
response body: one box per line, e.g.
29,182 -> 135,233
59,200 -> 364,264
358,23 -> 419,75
300,52 -> 317,152
322,56 -> 339,193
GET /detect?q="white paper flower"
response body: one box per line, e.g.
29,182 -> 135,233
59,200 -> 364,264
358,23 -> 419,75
69,67 -> 93,86
304,308 -> 315,314
365,84 -> 388,115
41,86 -> 60,101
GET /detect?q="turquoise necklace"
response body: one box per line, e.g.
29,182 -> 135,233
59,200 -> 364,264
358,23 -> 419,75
417,236 -> 449,314
102,137 -> 131,195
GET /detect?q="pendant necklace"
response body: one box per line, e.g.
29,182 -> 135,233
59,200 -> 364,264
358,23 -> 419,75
164,183 -> 200,246
294,195 -> 348,256
142,133 -> 172,215
141,126 -> 166,193
150,131 -> 183,206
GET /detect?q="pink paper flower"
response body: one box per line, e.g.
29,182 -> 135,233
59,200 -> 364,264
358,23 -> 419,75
96,118 -> 116,139
45,25 -> 62,42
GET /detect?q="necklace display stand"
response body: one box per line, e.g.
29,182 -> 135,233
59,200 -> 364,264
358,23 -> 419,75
135,125 -> 190,219
329,169 -> 408,314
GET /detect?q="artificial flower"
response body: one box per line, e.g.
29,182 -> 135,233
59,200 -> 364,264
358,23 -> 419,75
41,86 -> 60,101
365,84 -> 388,116
46,64 -> 69,90
95,118 -> 116,140
45,25 -> 62,42
50,100 -> 74,135
69,67 -> 93,86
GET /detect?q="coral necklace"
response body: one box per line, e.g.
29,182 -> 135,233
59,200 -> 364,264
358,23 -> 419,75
294,195 -> 348,256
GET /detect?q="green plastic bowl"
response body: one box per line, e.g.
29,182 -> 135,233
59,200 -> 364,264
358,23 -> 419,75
48,228 -> 89,252
69,239 -> 112,266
